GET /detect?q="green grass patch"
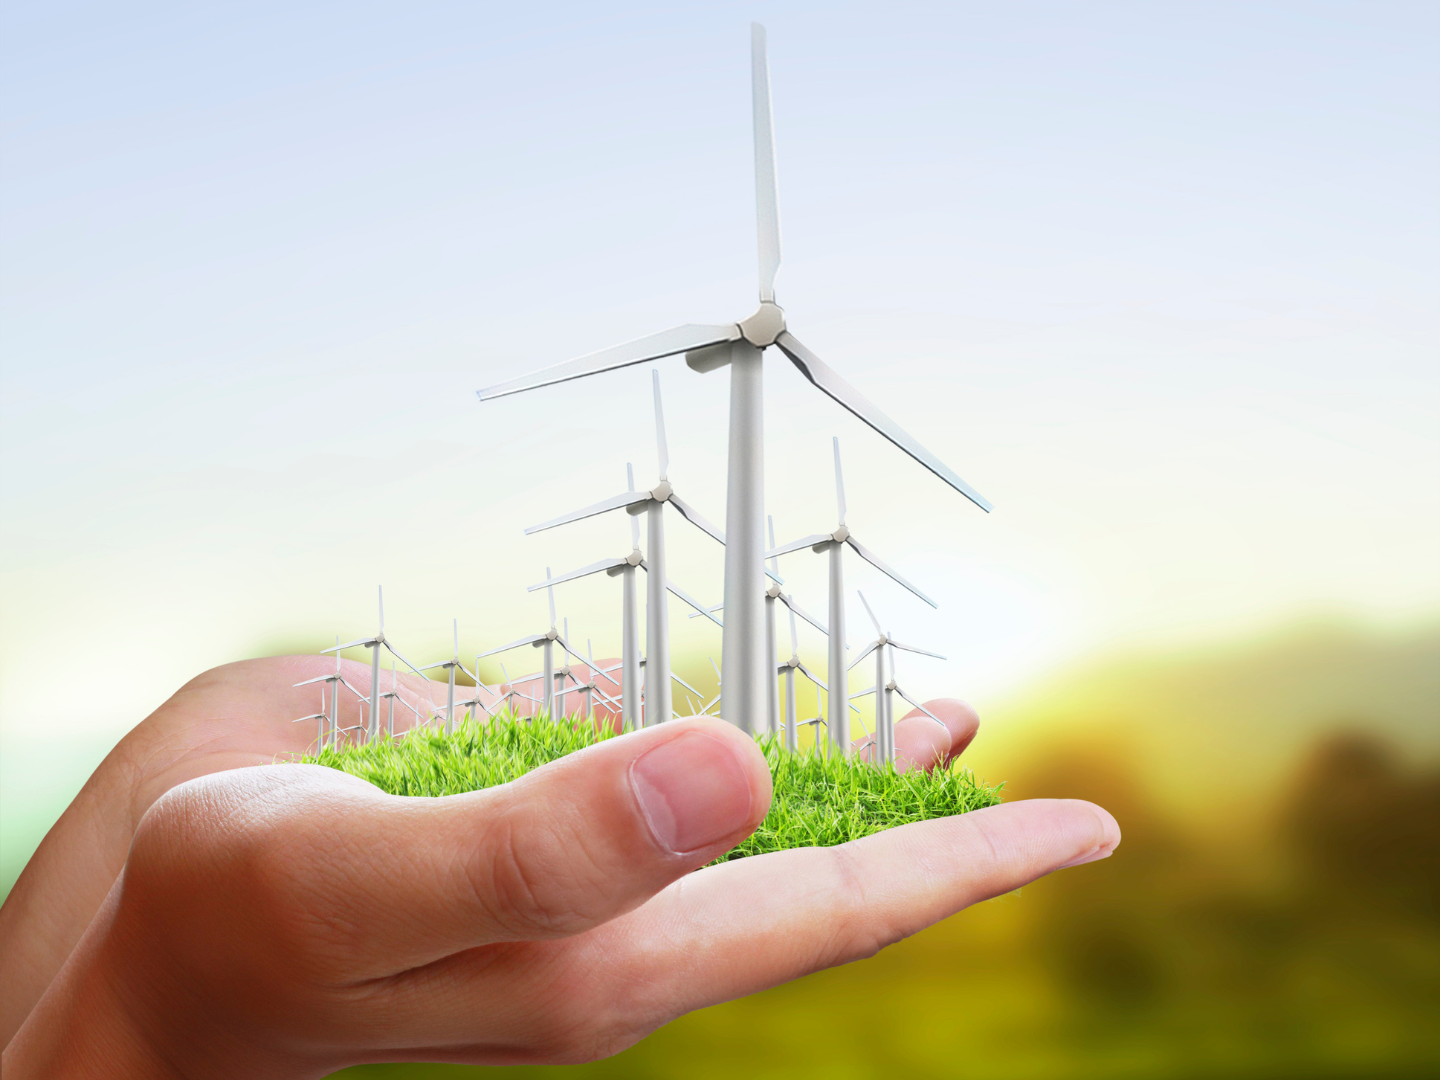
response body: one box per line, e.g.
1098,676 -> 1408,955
304,713 -> 1003,860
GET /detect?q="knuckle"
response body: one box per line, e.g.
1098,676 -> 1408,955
467,804 -> 614,938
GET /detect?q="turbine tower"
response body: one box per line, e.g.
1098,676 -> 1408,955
477,25 -> 989,734
768,438 -> 938,753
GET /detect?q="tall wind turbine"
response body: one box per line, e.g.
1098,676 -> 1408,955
477,24 -> 990,734
322,587 -> 430,741
524,372 -> 724,727
769,438 -> 938,753
849,591 -> 947,764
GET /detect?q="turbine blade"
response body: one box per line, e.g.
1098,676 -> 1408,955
848,639 -> 881,670
381,642 -> 430,682
547,572 -> 556,629
775,331 -> 992,512
528,557 -> 628,591
850,686 -> 876,699
478,323 -> 742,401
857,589 -> 883,636
751,23 -> 781,302
671,671 -> 703,698
846,536 -> 937,608
767,514 -> 780,578
766,532 -> 832,559
888,640 -> 947,661
476,633 -> 549,659
833,436 -> 847,526
652,369 -> 669,482
787,603 -> 799,655
780,593 -> 828,637
453,618 -> 458,659
894,686 -> 949,734
322,636 -> 378,654
794,661 -> 828,692
667,493 -> 726,546
378,584 -> 385,634
666,579 -> 723,626
524,490 -> 650,535
627,462 -> 640,548
292,674 -> 332,687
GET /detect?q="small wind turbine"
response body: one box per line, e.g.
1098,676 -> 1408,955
524,372 -> 726,727
295,636 -> 369,750
292,687 -> 329,752
490,660 -> 543,718
477,572 -> 581,717
478,24 -> 989,735
322,587 -> 431,741
776,604 -> 830,752
849,591 -> 948,764
421,619 -> 483,735
769,438 -> 937,754
573,640 -> 622,721
377,658 -> 423,737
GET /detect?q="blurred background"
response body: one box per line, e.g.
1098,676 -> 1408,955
2,1 -> 1435,1076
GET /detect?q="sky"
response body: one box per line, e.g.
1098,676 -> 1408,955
2,1 -> 1437,831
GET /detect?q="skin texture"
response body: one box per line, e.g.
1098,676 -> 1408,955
0,655 -> 1119,1077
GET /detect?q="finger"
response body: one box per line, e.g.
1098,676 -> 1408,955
579,798 -> 1118,1028
160,717 -> 772,977
851,698 -> 979,772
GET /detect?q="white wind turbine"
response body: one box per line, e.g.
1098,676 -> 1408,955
295,636 -> 369,750
573,640 -> 622,721
377,658 -> 424,737
292,687 -> 329,752
477,571 -> 583,717
420,620 -> 476,735
776,603 -> 831,752
769,437 -> 938,754
523,371 -> 726,727
849,591 -> 947,764
322,587 -> 431,741
477,23 -> 990,735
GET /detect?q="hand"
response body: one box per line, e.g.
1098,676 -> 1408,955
1,657 -> 1119,1077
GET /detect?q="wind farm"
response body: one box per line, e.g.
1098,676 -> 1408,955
290,24 -> 987,784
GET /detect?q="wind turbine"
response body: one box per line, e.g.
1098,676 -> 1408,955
849,591 -> 948,764
523,371 -> 725,727
292,687 -> 329,752
777,604 -> 830,751
769,438 -> 937,754
322,587 -> 431,741
420,620 -> 475,735
573,640 -> 622,721
477,24 -> 990,736
295,636 -> 369,750
377,658 -> 424,737
477,571 -> 582,716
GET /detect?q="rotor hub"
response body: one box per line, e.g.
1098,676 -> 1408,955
739,302 -> 786,347
832,525 -> 850,543
650,480 -> 673,502
626,549 -> 643,566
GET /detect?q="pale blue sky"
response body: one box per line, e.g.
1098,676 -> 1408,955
2,2 -> 1437,880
